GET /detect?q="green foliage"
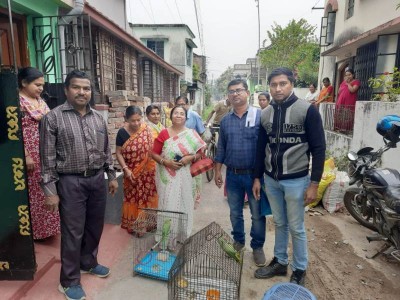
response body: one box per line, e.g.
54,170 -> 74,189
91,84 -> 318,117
326,148 -> 348,172
204,83 -> 212,107
368,67 -> 400,102
193,63 -> 200,81
260,19 -> 319,85
202,103 -> 214,120
292,43 -> 320,85
214,67 -> 233,99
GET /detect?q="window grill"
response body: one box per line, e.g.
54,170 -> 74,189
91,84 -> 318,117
147,40 -> 164,58
32,14 -> 93,84
92,28 -> 139,102
354,41 -> 377,100
142,58 -> 179,103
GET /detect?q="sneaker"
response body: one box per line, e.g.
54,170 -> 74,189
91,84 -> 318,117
254,257 -> 288,279
253,248 -> 266,267
290,269 -> 306,286
58,284 -> 86,300
233,241 -> 245,252
81,264 -> 110,278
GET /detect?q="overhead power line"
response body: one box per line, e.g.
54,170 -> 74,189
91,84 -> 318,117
193,0 -> 204,55
138,0 -> 155,23
174,0 -> 183,23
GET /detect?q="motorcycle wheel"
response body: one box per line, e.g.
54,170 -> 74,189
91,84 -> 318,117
344,190 -> 378,232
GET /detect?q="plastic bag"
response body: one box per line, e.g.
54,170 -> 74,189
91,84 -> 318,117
322,171 -> 349,213
307,158 -> 336,209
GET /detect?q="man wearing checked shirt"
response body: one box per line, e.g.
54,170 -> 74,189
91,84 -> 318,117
214,78 -> 267,267
40,70 -> 118,300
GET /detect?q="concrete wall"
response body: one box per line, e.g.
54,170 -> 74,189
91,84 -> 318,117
323,0 -> 400,61
131,26 -> 195,84
323,101 -> 400,170
330,0 -> 399,40
293,88 -> 309,99
87,0 -> 128,30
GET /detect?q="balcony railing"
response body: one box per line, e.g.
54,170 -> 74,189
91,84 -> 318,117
320,103 -> 355,136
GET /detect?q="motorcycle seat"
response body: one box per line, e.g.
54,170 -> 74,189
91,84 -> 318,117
384,185 -> 400,213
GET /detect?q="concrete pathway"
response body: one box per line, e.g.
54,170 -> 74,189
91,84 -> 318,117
1,174 -> 276,300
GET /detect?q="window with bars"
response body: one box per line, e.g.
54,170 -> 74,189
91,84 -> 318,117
354,41 -> 377,100
147,40 -> 164,58
347,0 -> 355,19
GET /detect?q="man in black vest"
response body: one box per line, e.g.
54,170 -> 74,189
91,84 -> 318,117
252,67 -> 326,286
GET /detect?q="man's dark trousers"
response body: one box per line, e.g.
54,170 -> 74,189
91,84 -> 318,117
58,171 -> 107,287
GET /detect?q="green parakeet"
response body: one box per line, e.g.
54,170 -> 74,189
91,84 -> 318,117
161,218 -> 171,250
217,237 -> 242,263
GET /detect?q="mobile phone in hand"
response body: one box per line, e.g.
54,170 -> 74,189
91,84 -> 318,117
174,154 -> 183,161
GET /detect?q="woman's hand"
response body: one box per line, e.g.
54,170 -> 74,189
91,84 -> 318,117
180,155 -> 194,167
165,159 -> 183,170
26,155 -> 35,172
123,168 -> 136,185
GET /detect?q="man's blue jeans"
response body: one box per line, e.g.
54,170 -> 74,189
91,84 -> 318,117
264,175 -> 310,271
226,170 -> 266,249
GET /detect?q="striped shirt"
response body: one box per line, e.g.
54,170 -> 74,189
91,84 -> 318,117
214,107 -> 261,169
39,101 -> 116,196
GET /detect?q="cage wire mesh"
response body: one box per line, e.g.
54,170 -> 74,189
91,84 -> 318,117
168,222 -> 243,300
132,208 -> 188,281
262,283 -> 316,300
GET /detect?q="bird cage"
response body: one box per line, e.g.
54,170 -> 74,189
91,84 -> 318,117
132,208 -> 188,281
168,222 -> 243,300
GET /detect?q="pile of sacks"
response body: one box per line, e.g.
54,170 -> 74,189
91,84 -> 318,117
307,158 -> 350,213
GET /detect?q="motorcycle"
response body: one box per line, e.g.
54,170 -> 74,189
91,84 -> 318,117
343,115 -> 400,261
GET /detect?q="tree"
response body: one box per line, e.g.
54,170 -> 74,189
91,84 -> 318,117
214,66 -> 233,99
192,63 -> 200,81
260,19 -> 319,85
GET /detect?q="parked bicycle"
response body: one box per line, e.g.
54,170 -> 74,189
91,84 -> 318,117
205,126 -> 219,182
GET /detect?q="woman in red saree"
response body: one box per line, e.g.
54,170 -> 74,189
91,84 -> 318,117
334,69 -> 360,133
19,67 -> 60,240
116,106 -> 158,233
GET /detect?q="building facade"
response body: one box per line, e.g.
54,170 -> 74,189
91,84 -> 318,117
0,0 -> 182,105
129,24 -> 197,99
319,0 -> 400,101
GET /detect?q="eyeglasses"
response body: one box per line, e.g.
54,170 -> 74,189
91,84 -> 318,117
269,81 -> 290,89
228,88 -> 247,95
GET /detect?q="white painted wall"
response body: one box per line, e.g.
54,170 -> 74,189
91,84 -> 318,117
322,101 -> 400,170
130,26 -> 195,84
330,0 -> 400,40
323,0 -> 400,61
293,88 -> 309,99
87,0 -> 128,30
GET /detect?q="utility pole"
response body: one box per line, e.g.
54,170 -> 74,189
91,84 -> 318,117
255,0 -> 261,87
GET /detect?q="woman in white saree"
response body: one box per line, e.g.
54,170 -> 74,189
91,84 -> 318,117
152,106 -> 206,237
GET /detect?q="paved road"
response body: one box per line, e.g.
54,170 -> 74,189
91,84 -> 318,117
95,172 -> 277,300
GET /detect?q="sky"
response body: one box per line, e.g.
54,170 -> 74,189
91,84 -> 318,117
127,0 -> 325,80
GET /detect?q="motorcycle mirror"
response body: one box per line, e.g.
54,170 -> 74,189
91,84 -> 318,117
348,151 -> 358,161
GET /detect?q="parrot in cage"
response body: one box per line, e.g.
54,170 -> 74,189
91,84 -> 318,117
151,218 -> 172,251
161,218 -> 171,250
217,237 -> 242,263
